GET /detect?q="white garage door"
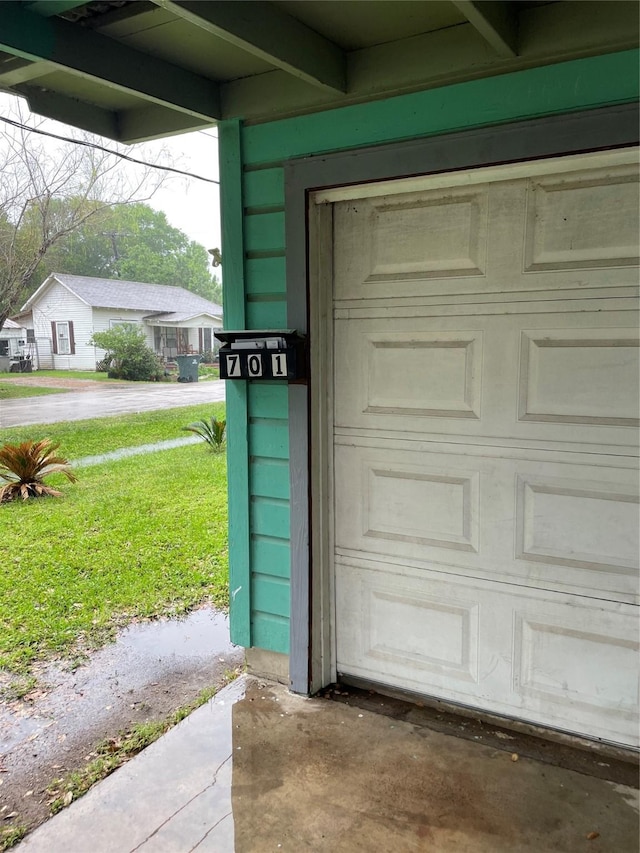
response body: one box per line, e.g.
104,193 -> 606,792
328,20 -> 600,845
331,150 -> 640,747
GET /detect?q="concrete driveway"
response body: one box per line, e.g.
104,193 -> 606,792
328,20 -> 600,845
0,379 -> 225,427
16,675 -> 640,853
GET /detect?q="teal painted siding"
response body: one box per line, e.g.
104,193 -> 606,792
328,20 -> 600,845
251,535 -> 290,579
252,573 -> 290,619
250,460 -> 290,500
245,211 -> 285,253
251,612 -> 289,651
242,51 -> 640,166
220,50 -> 640,657
246,257 -> 286,296
243,168 -> 285,210
246,299 -> 288,329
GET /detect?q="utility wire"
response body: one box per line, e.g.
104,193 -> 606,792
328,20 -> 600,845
0,114 -> 220,184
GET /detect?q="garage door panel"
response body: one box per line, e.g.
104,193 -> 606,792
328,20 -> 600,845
334,185 -> 489,296
335,312 -> 639,449
515,474 -> 640,575
336,560 -> 639,746
524,170 -> 640,271
335,164 -> 639,302
513,612 -> 638,718
334,443 -> 639,602
518,328 -> 640,426
336,561 -> 484,689
365,331 -> 482,419
331,151 -> 640,747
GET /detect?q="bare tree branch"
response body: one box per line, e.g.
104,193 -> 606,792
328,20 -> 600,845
0,97 -> 169,328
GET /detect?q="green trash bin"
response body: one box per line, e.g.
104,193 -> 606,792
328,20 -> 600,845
175,354 -> 201,382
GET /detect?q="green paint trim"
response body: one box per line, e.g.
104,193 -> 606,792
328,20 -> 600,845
251,535 -> 291,580
252,575 -> 291,619
243,168 -> 285,209
246,257 -> 287,296
244,210 -> 286,253
251,612 -> 290,653
251,497 -> 291,538
249,420 -> 290,459
246,300 -> 288,329
248,383 -> 289,419
219,119 -> 251,648
243,50 -> 640,164
250,461 -> 290,500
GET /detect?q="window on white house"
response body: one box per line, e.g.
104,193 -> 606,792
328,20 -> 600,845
0,340 -> 9,357
109,320 -> 138,329
57,322 -> 71,355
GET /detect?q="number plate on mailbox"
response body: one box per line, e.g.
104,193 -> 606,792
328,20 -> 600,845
216,330 -> 306,381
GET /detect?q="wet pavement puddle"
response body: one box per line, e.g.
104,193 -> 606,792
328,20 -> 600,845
0,607 -> 241,759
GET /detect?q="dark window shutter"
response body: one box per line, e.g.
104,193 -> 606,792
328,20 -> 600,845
68,321 -> 75,355
51,321 -> 58,354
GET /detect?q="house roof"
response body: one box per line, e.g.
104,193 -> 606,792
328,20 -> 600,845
22,273 -> 222,322
1,318 -> 22,330
0,2 -> 635,143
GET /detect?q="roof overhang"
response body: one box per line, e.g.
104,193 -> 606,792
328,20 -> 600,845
19,273 -> 91,312
143,312 -> 223,326
0,1 -> 636,143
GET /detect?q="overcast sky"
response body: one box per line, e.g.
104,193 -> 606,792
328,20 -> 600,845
0,92 -> 222,257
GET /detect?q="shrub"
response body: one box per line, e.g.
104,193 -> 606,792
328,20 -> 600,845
182,417 -> 226,452
91,325 -> 162,382
0,439 -> 77,503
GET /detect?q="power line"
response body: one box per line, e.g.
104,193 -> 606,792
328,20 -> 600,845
0,114 -> 220,185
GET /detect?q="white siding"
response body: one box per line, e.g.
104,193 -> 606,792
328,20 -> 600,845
0,327 -> 25,357
31,282 -> 95,370
92,308 -> 156,360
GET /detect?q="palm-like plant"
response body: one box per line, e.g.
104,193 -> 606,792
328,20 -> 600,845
182,417 -> 226,452
0,439 -> 78,503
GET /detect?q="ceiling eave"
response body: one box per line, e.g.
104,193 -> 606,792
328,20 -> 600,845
0,1 -> 636,143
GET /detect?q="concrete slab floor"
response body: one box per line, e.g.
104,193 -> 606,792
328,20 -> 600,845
16,675 -> 639,853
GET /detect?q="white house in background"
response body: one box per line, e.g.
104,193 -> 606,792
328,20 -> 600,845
0,318 -> 31,371
0,318 -> 28,357
16,273 -> 223,371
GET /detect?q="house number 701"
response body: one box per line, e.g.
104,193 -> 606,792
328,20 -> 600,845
271,353 -> 287,376
225,353 -> 241,376
247,354 -> 263,377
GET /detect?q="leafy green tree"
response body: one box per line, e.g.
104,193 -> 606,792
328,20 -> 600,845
35,202 -> 221,303
91,324 -> 162,382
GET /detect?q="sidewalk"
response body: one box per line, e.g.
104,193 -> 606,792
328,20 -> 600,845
16,676 -> 640,853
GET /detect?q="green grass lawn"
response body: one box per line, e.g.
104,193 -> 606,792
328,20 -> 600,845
0,383 -> 66,400
0,406 -> 229,677
198,365 -> 220,380
1,445 -> 228,675
0,403 -> 226,460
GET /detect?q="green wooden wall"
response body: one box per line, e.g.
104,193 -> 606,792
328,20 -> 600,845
219,48 -> 639,655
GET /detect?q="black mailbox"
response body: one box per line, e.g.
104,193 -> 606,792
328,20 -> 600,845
215,330 -> 306,381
